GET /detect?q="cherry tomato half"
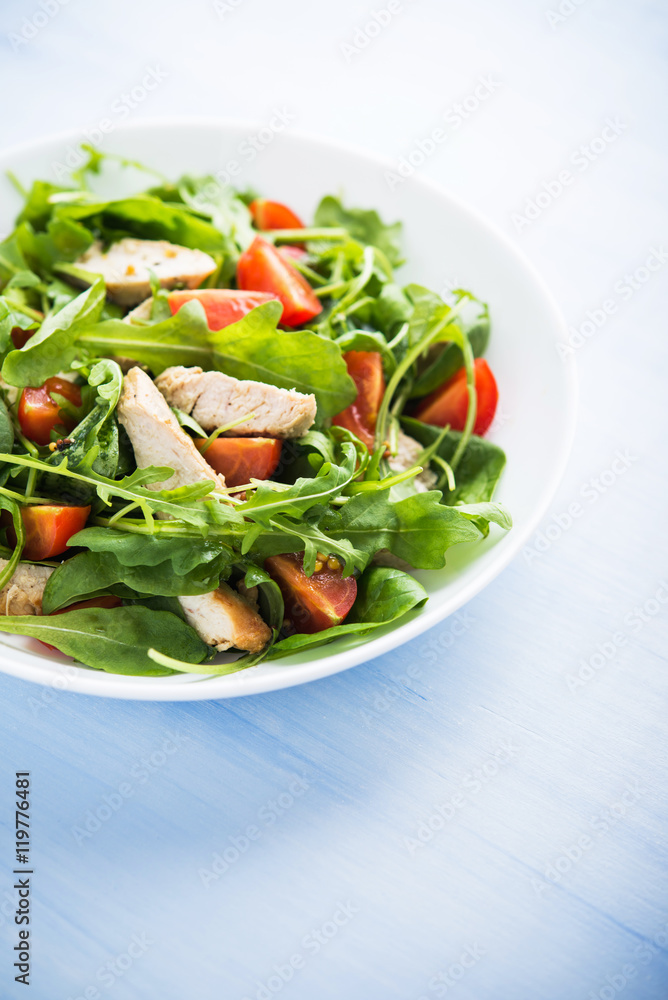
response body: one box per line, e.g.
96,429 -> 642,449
196,437 -> 283,488
236,236 -> 322,327
332,351 -> 385,451
413,359 -> 499,436
6,504 -> 91,561
264,551 -> 357,634
249,199 -> 304,231
18,377 -> 82,446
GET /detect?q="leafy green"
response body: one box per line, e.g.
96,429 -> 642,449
81,301 -> 356,418
0,396 -> 14,454
41,529 -> 235,611
0,605 -> 210,675
410,304 -> 490,398
0,497 -> 25,591
2,279 -> 106,387
54,194 -> 226,254
401,418 -> 506,505
314,196 -> 403,267
78,301 -> 213,374
321,490 -> 483,569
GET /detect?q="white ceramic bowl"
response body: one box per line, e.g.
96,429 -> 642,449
0,119 -> 576,699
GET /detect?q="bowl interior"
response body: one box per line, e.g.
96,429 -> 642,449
0,120 -> 576,699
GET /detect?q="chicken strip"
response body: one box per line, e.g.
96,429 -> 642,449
155,366 -> 316,439
116,367 -> 225,492
0,561 -> 54,616
74,238 -> 216,307
388,430 -> 438,492
117,367 -> 270,654
179,585 -> 270,653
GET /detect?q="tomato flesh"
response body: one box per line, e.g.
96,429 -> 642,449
167,288 -> 278,330
249,199 -> 304,230
265,552 -> 357,634
413,358 -> 499,436
18,377 -> 82,446
6,504 -> 91,561
196,437 -> 282,488
236,236 -> 322,327
332,351 -> 385,451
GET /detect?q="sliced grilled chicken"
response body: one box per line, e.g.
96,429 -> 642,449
0,561 -> 54,616
154,365 -> 316,439
117,367 -> 225,492
388,430 -> 438,492
73,238 -> 216,307
179,584 -> 270,653
117,367 -> 270,654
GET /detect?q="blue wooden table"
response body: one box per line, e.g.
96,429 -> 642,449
1,1 -> 667,997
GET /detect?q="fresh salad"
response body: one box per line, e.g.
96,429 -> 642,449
0,148 -> 510,677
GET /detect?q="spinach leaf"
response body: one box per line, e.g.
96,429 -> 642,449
0,605 -> 210,675
401,418 -> 507,505
42,529 -> 235,611
314,196 -> 403,267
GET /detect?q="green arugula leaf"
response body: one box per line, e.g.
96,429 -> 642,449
314,196 -> 403,267
2,279 -> 106,387
77,300 -> 214,374
0,497 -> 25,591
410,302 -> 490,398
321,489 -> 485,569
55,194 -> 226,253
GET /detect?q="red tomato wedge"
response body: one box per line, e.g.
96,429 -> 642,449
18,377 -> 82,446
413,359 -> 499,436
167,289 -> 278,331
249,199 -> 304,230
332,351 -> 385,451
6,504 -> 91,561
196,437 -> 283,488
264,552 -> 357,634
237,236 -> 322,327
40,596 -> 123,653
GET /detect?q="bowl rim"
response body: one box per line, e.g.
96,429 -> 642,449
0,117 -> 578,700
